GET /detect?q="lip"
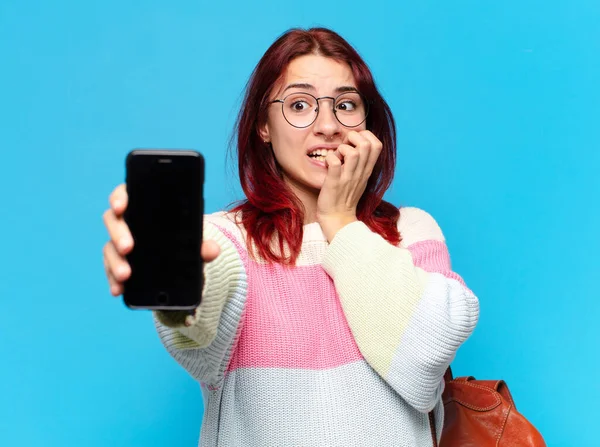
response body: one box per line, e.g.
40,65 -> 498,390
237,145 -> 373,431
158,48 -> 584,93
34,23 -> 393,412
306,143 -> 340,155
308,156 -> 328,168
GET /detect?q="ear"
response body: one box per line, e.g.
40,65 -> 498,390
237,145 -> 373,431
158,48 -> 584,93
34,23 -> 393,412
258,123 -> 271,143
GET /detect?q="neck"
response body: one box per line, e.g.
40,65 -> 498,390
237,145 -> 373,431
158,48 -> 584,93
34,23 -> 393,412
284,178 -> 319,225
302,197 -> 318,225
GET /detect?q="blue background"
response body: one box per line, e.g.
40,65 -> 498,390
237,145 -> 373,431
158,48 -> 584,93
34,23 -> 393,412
1,0 -> 598,445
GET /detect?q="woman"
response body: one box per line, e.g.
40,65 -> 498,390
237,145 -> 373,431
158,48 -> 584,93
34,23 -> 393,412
102,27 -> 479,446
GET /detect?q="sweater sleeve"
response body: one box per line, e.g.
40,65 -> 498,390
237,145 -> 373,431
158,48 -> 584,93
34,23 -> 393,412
153,219 -> 248,387
322,207 -> 479,413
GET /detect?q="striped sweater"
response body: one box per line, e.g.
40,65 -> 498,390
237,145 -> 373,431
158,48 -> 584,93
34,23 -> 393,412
154,207 -> 479,447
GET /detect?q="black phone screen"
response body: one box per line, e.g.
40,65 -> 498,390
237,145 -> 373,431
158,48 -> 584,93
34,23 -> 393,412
123,149 -> 204,310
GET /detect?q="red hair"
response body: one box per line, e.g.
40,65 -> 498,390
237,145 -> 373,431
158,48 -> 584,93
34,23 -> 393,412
231,27 -> 400,264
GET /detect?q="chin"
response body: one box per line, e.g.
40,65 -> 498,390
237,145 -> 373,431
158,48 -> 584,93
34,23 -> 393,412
311,175 -> 327,191
286,172 -> 326,195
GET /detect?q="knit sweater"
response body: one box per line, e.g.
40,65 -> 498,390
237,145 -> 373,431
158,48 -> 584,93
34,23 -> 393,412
154,207 -> 479,447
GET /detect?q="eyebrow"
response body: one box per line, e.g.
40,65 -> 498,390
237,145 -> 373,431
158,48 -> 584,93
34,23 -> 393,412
282,83 -> 358,94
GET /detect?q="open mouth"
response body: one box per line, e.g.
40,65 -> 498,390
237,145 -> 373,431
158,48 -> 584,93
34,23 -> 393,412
307,149 -> 333,162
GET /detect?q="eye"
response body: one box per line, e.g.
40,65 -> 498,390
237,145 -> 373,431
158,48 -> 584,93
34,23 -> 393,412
290,100 -> 310,112
336,100 -> 357,112
284,93 -> 316,114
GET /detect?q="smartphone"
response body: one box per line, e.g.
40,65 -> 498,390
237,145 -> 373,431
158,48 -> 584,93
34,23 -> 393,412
123,149 -> 204,310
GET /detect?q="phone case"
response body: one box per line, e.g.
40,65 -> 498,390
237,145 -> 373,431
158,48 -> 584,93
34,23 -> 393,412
123,149 -> 205,310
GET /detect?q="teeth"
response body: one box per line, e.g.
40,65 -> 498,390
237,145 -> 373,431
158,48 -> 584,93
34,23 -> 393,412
309,149 -> 332,157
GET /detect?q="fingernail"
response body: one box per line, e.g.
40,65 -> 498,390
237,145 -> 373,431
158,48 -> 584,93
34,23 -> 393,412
113,200 -> 122,209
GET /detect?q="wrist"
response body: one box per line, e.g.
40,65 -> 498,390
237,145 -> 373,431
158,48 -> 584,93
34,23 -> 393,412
317,213 -> 357,242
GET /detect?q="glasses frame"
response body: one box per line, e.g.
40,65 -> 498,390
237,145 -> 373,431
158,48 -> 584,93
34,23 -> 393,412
270,91 -> 370,129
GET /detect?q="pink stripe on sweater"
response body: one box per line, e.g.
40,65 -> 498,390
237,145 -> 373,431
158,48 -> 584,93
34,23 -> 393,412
226,260 -> 363,372
406,240 -> 466,286
217,225 -> 466,372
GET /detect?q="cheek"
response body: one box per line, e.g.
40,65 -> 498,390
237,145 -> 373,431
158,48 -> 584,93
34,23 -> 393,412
342,123 -> 368,140
272,127 -> 311,152
268,115 -> 293,144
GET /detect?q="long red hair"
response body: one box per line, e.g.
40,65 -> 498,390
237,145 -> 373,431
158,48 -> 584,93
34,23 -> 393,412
231,27 -> 400,264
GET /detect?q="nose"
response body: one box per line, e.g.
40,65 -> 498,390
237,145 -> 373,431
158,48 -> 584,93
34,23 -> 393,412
312,98 -> 342,139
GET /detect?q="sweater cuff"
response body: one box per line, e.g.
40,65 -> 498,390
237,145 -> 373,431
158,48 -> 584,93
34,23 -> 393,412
322,221 -> 387,279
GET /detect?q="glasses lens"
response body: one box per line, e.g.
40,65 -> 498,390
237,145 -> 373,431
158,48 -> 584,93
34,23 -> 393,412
334,92 -> 367,127
282,93 -> 318,128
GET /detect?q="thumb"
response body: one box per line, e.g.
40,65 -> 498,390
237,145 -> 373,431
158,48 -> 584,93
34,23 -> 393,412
201,240 -> 221,262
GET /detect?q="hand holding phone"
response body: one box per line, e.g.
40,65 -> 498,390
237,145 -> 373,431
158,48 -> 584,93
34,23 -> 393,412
101,149 -> 219,310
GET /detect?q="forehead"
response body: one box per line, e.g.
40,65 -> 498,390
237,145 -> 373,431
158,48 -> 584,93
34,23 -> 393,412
275,54 -> 356,95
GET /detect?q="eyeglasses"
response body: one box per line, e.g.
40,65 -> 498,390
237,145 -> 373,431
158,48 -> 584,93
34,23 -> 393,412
270,91 -> 369,128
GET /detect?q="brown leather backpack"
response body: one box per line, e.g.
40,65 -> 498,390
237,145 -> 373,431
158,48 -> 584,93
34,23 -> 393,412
429,368 -> 546,446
